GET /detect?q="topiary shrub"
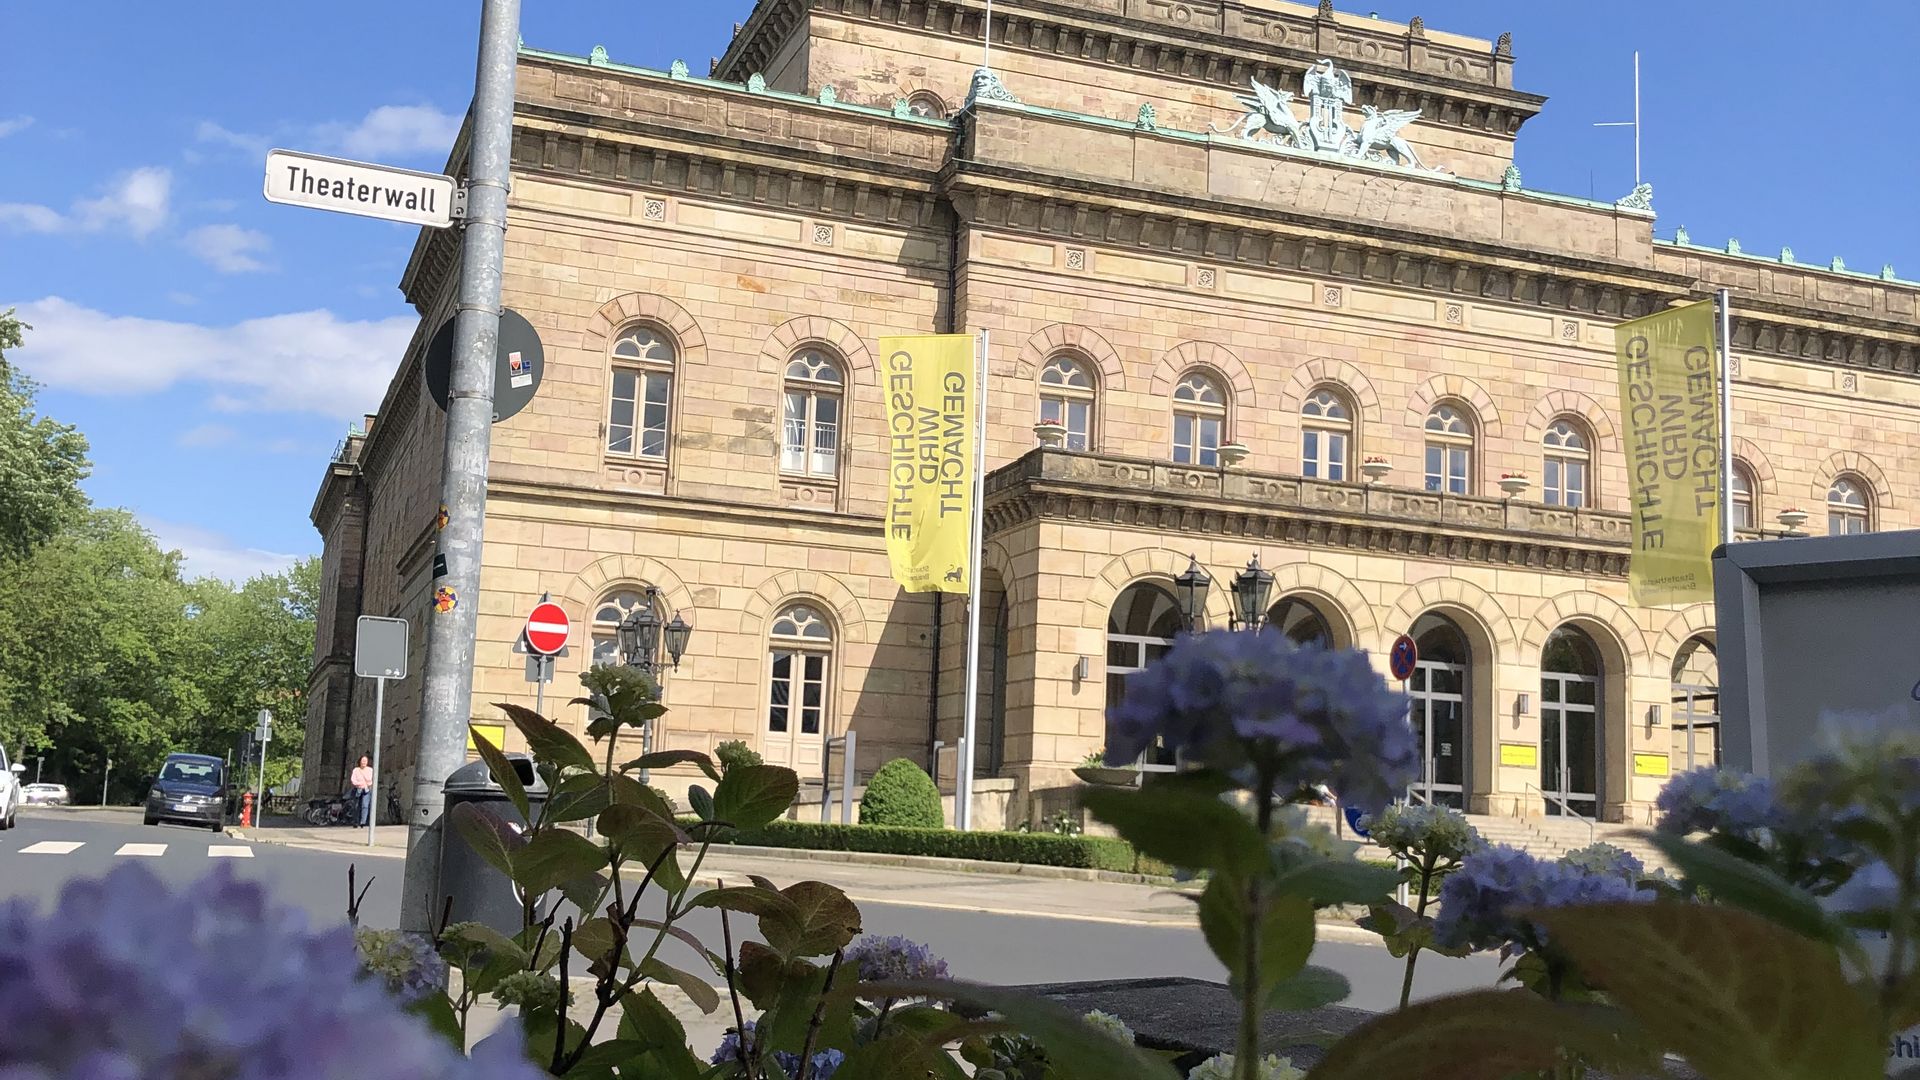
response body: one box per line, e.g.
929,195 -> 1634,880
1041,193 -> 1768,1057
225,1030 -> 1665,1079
858,758 -> 945,828
714,740 -> 763,775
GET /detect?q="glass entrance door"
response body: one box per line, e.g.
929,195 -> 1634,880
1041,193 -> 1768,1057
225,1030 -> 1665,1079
1540,671 -> 1598,818
1408,659 -> 1466,808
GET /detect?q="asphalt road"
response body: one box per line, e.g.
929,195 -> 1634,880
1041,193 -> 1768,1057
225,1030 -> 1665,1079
2,807 -> 1502,1012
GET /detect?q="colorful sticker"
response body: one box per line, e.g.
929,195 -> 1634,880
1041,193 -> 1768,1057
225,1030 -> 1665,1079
433,586 -> 457,614
436,505 -> 450,531
508,350 -> 533,389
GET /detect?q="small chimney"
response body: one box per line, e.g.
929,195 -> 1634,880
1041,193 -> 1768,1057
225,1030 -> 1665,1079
362,413 -> 377,435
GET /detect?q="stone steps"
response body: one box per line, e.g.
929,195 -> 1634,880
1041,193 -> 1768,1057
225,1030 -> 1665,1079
1306,806 -> 1673,874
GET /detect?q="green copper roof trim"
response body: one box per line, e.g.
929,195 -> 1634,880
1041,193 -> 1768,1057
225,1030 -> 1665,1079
516,45 -> 952,127
1653,237 -> 1915,288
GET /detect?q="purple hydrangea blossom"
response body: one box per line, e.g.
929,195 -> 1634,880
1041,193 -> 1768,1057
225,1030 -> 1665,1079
1103,632 -> 1417,813
1655,767 -> 1783,841
843,934 -> 950,983
709,1024 -> 843,1080
355,928 -> 448,1005
1558,842 -> 1644,882
1434,846 -> 1652,956
0,863 -> 544,1080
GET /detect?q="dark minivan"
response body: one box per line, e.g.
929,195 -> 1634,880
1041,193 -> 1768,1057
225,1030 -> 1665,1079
144,753 -> 229,830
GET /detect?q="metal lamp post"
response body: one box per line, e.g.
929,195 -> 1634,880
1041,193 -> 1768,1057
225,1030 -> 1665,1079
1173,554 -> 1212,632
1229,555 -> 1275,632
618,586 -> 694,783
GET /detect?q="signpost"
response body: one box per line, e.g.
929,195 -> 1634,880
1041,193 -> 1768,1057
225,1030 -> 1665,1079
1389,634 -> 1419,683
253,709 -> 272,825
263,149 -> 458,229
520,598 -> 569,718
423,309 -> 545,423
355,616 -> 410,848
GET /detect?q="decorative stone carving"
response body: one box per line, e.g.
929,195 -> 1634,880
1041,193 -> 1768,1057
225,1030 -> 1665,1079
1614,183 -> 1653,212
1064,248 -> 1086,271
818,85 -> 838,105
1842,372 -> 1859,392
1674,225 -> 1690,245
1501,164 -> 1522,192
747,73 -> 768,93
1322,285 -> 1342,307
812,223 -> 834,245
1495,31 -> 1513,56
1830,256 -> 1847,272
1317,0 -> 1334,15
642,198 -> 666,222
669,59 -> 689,80
1444,302 -> 1463,324
1779,245 -> 1791,262
891,98 -> 912,118
965,67 -> 1019,107
1884,265 -> 1898,280
588,45 -> 610,66
1215,59 -> 1437,172
1408,15 -> 1426,37
1562,320 -> 1579,340
1136,103 -> 1158,131
1196,267 -> 1216,289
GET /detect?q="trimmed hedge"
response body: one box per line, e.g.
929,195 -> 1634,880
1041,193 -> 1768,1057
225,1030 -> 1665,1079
858,758 -> 944,828
704,819 -> 1146,874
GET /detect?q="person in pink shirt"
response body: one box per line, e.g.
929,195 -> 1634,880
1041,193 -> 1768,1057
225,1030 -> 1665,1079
350,754 -> 373,826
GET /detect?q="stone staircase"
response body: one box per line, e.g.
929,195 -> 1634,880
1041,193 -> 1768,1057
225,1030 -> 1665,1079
1306,806 -> 1674,875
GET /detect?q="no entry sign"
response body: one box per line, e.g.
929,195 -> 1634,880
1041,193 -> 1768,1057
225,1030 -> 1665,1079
524,602 -> 570,656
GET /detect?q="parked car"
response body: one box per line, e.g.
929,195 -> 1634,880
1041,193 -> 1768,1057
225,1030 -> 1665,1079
21,783 -> 69,806
144,753 -> 229,831
0,743 -> 20,829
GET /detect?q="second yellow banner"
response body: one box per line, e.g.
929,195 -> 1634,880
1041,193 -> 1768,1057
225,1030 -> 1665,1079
1615,300 -> 1721,607
881,335 -> 977,594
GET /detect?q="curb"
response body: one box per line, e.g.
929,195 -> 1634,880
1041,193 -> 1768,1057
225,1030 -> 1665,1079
708,844 -> 1180,887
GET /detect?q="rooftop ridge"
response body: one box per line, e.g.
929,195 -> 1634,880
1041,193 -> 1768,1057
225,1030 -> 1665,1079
1656,233 -> 1912,288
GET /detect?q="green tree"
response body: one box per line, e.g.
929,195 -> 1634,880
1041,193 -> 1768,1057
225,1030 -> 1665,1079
178,557 -> 320,787
0,309 -> 91,557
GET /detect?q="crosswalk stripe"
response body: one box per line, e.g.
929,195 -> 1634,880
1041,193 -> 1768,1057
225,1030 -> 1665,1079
208,845 -> 253,859
116,843 -> 167,857
19,841 -> 83,854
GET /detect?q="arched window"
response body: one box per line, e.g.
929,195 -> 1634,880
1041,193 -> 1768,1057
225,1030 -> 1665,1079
1541,626 -> 1602,819
1541,418 -> 1591,508
1267,595 -> 1334,648
1106,583 -> 1185,770
1828,475 -> 1872,535
1672,636 -> 1720,769
905,91 -> 948,119
608,326 -> 675,459
1300,387 -> 1353,481
782,350 -> 843,478
767,604 -> 833,769
1423,403 -> 1475,495
1408,612 -> 1470,809
591,589 -> 646,666
1731,461 -> 1757,531
1172,370 -> 1227,467
1038,354 -> 1095,451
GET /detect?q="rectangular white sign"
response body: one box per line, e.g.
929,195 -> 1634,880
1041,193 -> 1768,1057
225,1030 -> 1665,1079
263,148 -> 456,229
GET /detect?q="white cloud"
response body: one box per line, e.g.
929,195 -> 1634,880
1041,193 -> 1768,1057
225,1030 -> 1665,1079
184,223 -> 272,273
8,296 -> 414,419
166,291 -> 198,306
194,119 -> 268,157
0,116 -> 33,138
143,517 -> 305,584
332,104 -> 461,160
3,166 -> 173,238
0,202 -> 65,232
178,423 -> 238,447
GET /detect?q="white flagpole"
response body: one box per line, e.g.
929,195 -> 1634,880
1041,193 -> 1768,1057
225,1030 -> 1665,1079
956,330 -> 988,831
1717,290 -> 1734,544
983,0 -> 993,69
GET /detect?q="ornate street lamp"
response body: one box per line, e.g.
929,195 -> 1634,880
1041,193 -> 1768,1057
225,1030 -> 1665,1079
663,611 -> 693,669
1230,555 -> 1275,632
1173,554 -> 1212,632
617,586 -> 693,675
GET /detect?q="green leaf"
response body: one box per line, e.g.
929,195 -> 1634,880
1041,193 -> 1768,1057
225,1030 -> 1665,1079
688,785 -> 716,821
618,989 -> 704,1080
569,1038 -> 652,1074
407,991 -> 464,1049
511,828 -> 609,896
608,772 -> 678,818
1271,855 -> 1403,909
1265,964 -> 1350,1010
632,918 -> 723,974
712,764 -> 800,832
639,956 -> 721,1014
688,884 -> 801,920
624,749 -> 722,783
546,773 -> 614,823
762,880 -> 864,959
1534,902 -> 1882,1080
737,940 -> 789,1008
497,701 -> 596,772
833,1029 -> 975,1080
572,915 -> 622,973
1196,872 -> 1314,1002
468,724 -> 530,821
1649,831 -> 1850,946
854,981 -> 1178,1080
449,801 -> 526,881
1305,990 -> 1654,1080
1080,786 -> 1262,875
599,802 -> 687,863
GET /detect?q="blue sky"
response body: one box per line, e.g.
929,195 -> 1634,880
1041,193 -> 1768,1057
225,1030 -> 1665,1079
3,1 -> 1914,581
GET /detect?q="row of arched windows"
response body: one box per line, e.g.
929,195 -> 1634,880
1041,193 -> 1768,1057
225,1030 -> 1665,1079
602,325 -> 1881,533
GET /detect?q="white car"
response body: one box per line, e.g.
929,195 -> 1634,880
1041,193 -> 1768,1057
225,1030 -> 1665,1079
0,744 -> 21,829
22,783 -> 68,806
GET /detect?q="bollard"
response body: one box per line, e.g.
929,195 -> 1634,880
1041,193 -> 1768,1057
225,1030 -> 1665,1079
241,792 -> 254,828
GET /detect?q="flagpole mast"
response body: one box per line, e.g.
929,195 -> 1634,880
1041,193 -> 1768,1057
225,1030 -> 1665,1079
1632,50 -> 1641,186
956,330 -> 988,831
983,0 -> 993,70
1717,290 -> 1734,545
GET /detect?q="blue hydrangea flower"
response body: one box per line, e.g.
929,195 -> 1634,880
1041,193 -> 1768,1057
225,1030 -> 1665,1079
843,934 -> 950,983
1434,845 -> 1652,956
1359,803 -> 1485,864
0,863 -> 544,1080
1558,842 -> 1644,882
355,927 -> 448,1005
1655,767 -> 1783,841
710,1024 -> 843,1080
1103,632 -> 1417,813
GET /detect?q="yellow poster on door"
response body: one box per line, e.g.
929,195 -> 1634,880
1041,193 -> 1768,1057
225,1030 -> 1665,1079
1616,300 -> 1721,607
881,335 -> 977,594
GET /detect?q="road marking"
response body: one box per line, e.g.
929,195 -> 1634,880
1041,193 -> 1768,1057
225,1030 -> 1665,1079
208,845 -> 253,859
19,841 -> 83,855
116,843 -> 167,857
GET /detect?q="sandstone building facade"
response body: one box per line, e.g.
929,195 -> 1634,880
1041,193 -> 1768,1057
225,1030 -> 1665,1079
303,0 -> 1920,826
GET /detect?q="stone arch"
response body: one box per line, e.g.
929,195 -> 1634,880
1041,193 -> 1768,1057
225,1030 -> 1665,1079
760,315 -> 876,388
1815,450 -> 1894,510
1149,341 -> 1257,410
1381,576 -> 1517,657
981,540 -> 1034,611
1732,437 -> 1776,487
1653,604 -> 1717,676
1084,547 -> 1236,630
1278,357 -> 1384,426
582,292 -> 707,361
896,80 -> 954,118
1014,323 -> 1126,391
1265,560 -> 1379,649
1520,589 -> 1650,677
557,555 -> 697,651
1405,374 -> 1504,438
1524,390 -> 1618,456
741,571 -> 870,645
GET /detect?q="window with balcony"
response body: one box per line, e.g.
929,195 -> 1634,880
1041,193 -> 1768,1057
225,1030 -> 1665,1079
1300,387 -> 1353,481
1423,403 -> 1475,495
1038,354 -> 1095,451
1542,417 -> 1591,508
1172,370 -> 1227,467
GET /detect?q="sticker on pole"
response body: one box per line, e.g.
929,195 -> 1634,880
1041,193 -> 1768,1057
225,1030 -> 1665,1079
1389,633 -> 1419,682
523,602 -> 570,656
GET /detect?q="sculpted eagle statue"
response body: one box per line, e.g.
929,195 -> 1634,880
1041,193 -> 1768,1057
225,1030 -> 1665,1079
1211,79 -> 1309,148
1355,105 -> 1425,168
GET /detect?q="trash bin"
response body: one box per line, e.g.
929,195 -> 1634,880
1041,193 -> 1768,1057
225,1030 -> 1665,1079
438,753 -> 548,935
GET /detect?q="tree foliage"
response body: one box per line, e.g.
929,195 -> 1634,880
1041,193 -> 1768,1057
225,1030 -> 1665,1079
0,308 -> 91,557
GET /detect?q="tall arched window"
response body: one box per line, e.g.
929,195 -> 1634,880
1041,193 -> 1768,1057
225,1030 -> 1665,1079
767,604 -> 833,770
1672,636 -> 1720,769
1106,583 -> 1185,770
1541,417 -> 1591,508
591,589 -> 646,666
1172,370 -> 1227,466
782,350 -> 843,478
1423,403 -> 1475,495
1267,595 -> 1335,648
1038,354 -> 1095,451
608,326 -> 675,460
1828,476 -> 1872,535
1731,461 -> 1757,531
1300,387 -> 1353,481
1541,626 -> 1602,819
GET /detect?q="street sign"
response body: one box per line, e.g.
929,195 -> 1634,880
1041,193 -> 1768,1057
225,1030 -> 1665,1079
255,708 -> 273,743
1389,633 -> 1419,682
355,616 -> 411,679
423,308 -> 545,423
263,148 -> 458,229
524,602 -> 570,656
1343,805 -> 1370,838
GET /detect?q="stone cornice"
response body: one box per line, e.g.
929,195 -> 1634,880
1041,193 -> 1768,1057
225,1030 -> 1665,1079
489,478 -> 891,539
986,448 -> 1630,577
717,0 -> 1542,138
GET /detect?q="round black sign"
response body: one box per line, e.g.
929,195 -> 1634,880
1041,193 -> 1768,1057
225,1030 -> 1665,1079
423,307 -> 544,423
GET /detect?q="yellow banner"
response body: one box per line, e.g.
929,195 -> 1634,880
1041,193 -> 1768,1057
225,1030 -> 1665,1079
881,335 -> 977,594
1616,301 -> 1722,607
